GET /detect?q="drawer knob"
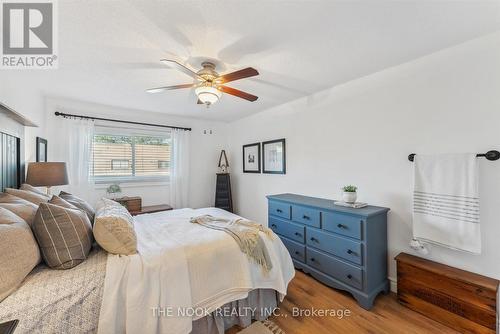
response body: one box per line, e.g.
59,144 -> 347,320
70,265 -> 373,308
310,237 -> 318,242
295,251 -> 300,255
295,232 -> 302,236
347,249 -> 353,254
276,209 -> 283,213
302,215 -> 310,220
310,258 -> 315,262
347,274 -> 353,279
337,223 -> 346,229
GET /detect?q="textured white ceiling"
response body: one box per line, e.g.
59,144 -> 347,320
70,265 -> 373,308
10,0 -> 500,121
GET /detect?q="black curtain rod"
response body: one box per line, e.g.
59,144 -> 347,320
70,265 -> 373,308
54,111 -> 192,131
408,150 -> 500,162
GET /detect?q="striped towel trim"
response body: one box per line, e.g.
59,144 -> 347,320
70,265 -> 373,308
413,191 -> 479,224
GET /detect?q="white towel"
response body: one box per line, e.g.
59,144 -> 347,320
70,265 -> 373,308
413,153 -> 481,254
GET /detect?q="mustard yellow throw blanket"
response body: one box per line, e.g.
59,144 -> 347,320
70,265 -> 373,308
190,215 -> 274,272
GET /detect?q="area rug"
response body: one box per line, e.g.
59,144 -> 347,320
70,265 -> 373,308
237,320 -> 285,334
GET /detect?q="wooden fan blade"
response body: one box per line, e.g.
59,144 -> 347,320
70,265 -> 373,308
160,59 -> 204,80
215,67 -> 259,84
146,83 -> 194,93
219,86 -> 258,102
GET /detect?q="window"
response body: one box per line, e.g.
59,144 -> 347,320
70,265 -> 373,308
92,130 -> 171,183
158,160 -> 169,169
111,159 -> 130,170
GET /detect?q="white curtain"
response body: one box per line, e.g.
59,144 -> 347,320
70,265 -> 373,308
169,129 -> 190,208
63,118 -> 95,201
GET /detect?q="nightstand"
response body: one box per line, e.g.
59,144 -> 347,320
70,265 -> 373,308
129,204 -> 173,216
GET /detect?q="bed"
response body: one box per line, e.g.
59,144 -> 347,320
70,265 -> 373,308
0,207 -> 295,334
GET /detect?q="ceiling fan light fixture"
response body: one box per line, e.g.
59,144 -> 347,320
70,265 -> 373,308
148,58 -> 259,105
195,85 -> 222,105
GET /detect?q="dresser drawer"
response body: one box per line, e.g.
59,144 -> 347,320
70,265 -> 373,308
268,201 -> 291,220
322,212 -> 362,239
280,236 -> 306,263
307,248 -> 363,290
306,227 -> 363,265
269,216 -> 305,243
291,205 -> 320,228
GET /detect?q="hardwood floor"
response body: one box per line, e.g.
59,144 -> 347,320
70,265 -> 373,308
227,270 -> 459,334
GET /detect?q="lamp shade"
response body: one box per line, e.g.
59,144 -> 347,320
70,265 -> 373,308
26,162 -> 69,187
195,85 -> 222,105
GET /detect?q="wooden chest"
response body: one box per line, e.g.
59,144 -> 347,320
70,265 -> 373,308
115,196 -> 142,212
395,253 -> 499,334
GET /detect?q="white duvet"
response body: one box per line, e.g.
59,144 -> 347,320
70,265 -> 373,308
97,208 -> 295,334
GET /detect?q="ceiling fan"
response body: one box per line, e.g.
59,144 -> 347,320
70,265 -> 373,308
146,59 -> 259,106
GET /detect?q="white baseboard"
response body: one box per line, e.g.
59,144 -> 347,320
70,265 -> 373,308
388,276 -> 397,293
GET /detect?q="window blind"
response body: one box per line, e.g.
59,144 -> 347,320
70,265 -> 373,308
92,131 -> 171,182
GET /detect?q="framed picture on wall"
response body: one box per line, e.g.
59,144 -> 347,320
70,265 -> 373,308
36,137 -> 47,162
242,142 -> 261,173
262,138 -> 286,174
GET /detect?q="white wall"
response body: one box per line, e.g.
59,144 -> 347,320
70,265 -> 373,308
228,32 -> 500,286
40,98 -> 229,209
0,72 -> 45,162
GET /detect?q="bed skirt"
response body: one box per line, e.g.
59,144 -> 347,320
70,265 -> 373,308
192,289 -> 279,334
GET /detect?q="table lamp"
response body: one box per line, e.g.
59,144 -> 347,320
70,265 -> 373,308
26,162 -> 69,195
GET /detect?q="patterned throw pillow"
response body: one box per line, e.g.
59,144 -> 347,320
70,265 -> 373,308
59,191 -> 95,223
5,188 -> 50,205
0,208 -> 41,302
0,193 -> 38,226
49,195 -> 78,209
33,203 -> 93,269
93,198 -> 137,255
95,197 -> 123,211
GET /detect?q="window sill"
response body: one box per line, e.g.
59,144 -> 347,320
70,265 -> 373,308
94,181 -> 169,189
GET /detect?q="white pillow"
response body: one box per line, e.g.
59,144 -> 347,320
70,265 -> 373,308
95,198 -> 123,211
93,198 -> 137,255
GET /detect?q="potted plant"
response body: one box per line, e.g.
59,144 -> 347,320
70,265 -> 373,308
342,185 -> 357,203
106,183 -> 122,199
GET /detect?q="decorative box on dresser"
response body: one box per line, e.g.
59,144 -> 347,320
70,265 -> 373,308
267,193 -> 390,310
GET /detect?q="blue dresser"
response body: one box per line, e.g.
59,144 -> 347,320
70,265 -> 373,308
267,193 -> 390,309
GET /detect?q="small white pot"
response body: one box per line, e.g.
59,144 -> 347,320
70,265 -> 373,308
342,191 -> 357,203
